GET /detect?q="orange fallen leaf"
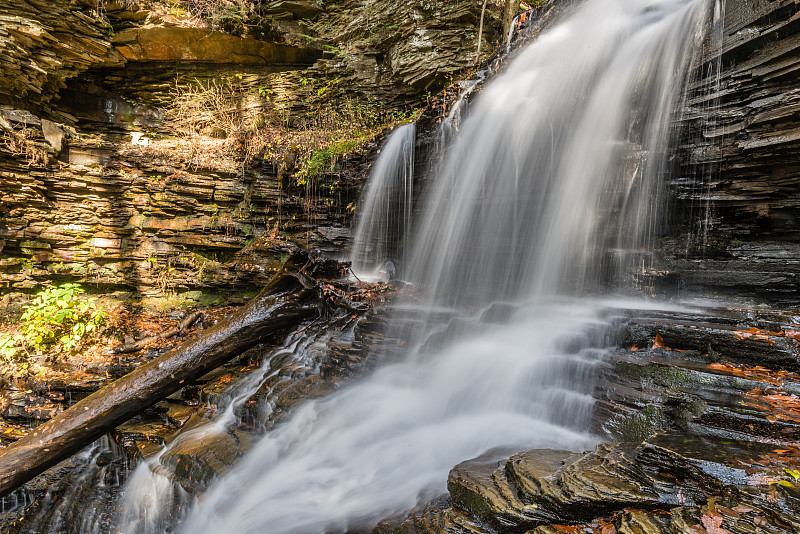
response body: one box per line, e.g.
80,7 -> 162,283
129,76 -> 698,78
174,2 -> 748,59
733,327 -> 781,344
652,333 -> 669,350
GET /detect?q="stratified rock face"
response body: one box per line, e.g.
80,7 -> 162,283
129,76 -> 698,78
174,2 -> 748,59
679,0 -> 800,235
0,1 -> 334,297
311,0 -> 495,106
0,0 -> 496,298
661,0 -> 800,299
0,116 -> 366,295
0,0 -> 123,110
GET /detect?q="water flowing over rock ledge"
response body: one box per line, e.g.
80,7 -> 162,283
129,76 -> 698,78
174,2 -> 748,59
375,305 -> 800,534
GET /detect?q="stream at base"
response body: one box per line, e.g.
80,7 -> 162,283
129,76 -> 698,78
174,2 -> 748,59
181,299 -> 616,533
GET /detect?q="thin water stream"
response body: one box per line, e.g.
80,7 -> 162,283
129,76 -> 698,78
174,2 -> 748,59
350,123 -> 416,280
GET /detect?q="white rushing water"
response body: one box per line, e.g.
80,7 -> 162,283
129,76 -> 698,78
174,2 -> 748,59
350,123 -> 416,280
117,323 -> 354,534
176,0 -> 716,532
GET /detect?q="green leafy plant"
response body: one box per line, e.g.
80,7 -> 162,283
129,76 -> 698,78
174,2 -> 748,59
0,333 -> 21,361
18,283 -> 107,356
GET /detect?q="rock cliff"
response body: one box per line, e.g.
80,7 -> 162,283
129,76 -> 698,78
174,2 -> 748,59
661,0 -> 800,300
0,0 -> 499,299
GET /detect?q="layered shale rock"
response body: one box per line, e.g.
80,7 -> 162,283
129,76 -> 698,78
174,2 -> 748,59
0,0 -> 122,111
0,0 -> 500,298
661,0 -> 800,299
310,0 -> 500,106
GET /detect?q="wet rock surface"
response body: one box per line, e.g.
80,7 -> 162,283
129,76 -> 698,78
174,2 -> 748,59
379,304 -> 800,534
660,0 -> 800,299
150,303 -> 394,494
0,437 -> 130,534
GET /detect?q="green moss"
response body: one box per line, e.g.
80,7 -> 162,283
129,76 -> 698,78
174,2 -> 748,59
613,405 -> 667,442
300,137 -> 364,183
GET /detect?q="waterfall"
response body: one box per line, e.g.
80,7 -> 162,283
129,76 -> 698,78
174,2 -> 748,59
175,0 -> 716,532
410,0 -> 712,307
350,123 -> 416,280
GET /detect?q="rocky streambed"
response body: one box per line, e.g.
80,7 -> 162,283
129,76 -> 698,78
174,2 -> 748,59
0,267 -> 400,532
374,303 -> 800,534
2,296 -> 799,534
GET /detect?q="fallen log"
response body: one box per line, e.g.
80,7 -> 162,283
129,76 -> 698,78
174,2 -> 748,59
113,310 -> 204,354
0,270 -> 324,498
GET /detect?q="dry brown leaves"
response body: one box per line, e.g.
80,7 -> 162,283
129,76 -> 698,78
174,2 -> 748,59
707,361 -> 799,386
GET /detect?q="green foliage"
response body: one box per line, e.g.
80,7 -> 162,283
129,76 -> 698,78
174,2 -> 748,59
0,333 -> 21,361
297,137 -> 364,184
17,283 -> 107,356
291,98 -> 421,185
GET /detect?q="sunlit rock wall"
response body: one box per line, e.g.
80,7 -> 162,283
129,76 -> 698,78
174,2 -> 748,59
0,0 -> 497,298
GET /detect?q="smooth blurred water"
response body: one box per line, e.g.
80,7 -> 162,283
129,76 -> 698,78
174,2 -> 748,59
350,123 -> 416,280
181,300 -> 608,534
173,0 -> 716,532
409,0 -> 711,307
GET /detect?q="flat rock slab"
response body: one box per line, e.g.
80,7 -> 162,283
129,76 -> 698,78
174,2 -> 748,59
112,27 -> 322,66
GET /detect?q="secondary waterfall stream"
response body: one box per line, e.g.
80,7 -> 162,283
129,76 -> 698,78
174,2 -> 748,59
107,0 -> 719,532
350,123 -> 416,280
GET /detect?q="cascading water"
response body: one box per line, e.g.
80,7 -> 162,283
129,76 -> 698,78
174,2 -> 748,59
439,71 -> 486,143
171,1 -> 717,533
410,0 -> 713,308
350,123 -> 416,280
115,319 -> 362,534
